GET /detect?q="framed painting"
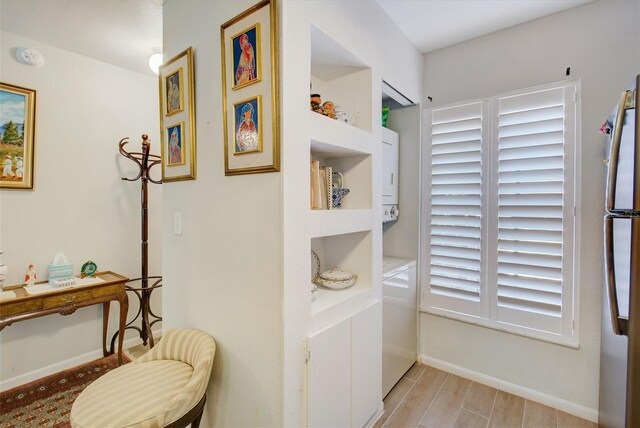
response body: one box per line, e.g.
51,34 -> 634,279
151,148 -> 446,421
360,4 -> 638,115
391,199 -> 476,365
233,96 -> 262,155
231,23 -> 261,90
221,0 -> 280,175
165,68 -> 184,116
165,122 -> 186,166
159,47 -> 196,182
0,82 -> 36,190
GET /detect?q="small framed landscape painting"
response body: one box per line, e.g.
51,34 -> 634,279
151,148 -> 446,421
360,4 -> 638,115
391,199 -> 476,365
233,96 -> 262,155
0,82 -> 36,190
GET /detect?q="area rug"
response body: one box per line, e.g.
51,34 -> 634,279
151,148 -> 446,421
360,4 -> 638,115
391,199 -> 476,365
0,354 -> 130,428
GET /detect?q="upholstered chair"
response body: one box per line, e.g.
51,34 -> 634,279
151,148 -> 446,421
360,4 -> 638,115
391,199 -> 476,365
70,328 -> 216,428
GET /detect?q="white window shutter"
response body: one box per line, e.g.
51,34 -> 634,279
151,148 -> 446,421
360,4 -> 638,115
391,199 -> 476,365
428,102 -> 483,316
495,87 -> 573,334
423,82 -> 577,343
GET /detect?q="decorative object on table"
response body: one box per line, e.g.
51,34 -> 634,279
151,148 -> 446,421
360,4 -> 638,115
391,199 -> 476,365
332,187 -> 350,208
0,252 -> 7,291
310,93 -> 323,114
159,47 -> 196,182
233,95 -> 263,155
322,101 -> 336,119
334,105 -> 350,124
311,250 -> 357,290
0,82 -> 36,190
221,0 -> 280,175
115,134 -> 163,350
81,260 -> 98,278
382,105 -> 390,128
48,252 -> 73,283
24,263 -> 36,286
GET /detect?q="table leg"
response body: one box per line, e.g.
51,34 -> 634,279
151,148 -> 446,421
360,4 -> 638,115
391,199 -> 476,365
117,293 -> 129,365
102,301 -> 111,357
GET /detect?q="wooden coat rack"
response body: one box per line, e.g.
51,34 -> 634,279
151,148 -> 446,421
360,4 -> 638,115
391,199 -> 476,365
111,134 -> 162,350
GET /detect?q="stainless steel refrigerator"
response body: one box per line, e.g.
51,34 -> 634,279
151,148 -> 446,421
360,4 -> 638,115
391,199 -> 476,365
601,74 -> 639,428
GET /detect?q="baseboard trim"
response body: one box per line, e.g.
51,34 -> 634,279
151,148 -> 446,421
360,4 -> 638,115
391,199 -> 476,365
419,354 -> 599,423
0,329 -> 162,392
364,402 -> 385,428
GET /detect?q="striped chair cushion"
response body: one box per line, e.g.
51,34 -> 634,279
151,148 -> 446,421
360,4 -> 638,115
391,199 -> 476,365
70,360 -> 193,428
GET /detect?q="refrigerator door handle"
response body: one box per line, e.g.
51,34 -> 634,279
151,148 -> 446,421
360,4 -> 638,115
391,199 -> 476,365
606,91 -> 630,212
604,215 -> 628,335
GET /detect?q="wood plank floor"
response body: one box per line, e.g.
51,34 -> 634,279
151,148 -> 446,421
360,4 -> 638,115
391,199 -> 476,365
374,364 -> 597,428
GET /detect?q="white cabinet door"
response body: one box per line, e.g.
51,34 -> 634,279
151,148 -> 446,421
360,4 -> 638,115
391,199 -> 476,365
308,317 -> 351,428
382,128 -> 399,205
351,301 -> 382,428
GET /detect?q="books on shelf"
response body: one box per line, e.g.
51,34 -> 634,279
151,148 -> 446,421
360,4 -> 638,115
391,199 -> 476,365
310,161 -> 333,210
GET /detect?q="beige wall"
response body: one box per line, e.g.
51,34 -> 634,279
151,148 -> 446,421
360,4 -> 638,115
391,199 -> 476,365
420,0 -> 640,418
0,31 -> 161,387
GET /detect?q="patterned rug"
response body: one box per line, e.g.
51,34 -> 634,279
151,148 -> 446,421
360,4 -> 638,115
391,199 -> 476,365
0,354 -> 130,428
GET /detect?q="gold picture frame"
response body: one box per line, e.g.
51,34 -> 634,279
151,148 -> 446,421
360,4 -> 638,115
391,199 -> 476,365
165,67 -> 184,117
0,82 -> 36,190
221,0 -> 280,175
159,47 -> 196,182
231,23 -> 262,91
165,121 -> 186,167
232,95 -> 263,155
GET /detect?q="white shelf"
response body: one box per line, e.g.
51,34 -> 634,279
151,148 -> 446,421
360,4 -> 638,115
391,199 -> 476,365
310,112 -> 372,156
309,209 -> 372,238
310,287 -> 378,335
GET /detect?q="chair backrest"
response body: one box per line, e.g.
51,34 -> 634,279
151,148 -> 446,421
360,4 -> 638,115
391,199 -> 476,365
136,328 -> 216,370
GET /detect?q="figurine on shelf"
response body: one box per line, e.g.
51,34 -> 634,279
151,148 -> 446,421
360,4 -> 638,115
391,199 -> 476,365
310,93 -> 324,114
24,263 -> 37,287
334,105 -> 350,124
322,101 -> 336,119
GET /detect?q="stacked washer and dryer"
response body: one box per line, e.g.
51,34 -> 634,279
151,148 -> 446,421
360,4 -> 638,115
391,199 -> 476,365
381,124 -> 419,397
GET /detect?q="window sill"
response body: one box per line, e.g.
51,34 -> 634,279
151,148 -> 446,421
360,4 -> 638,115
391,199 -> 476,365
420,306 -> 580,350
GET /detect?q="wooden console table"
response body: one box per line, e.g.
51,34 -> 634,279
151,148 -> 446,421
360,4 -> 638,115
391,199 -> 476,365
0,271 -> 130,365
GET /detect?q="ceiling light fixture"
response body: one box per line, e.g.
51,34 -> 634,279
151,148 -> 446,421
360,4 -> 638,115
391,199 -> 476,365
148,52 -> 163,75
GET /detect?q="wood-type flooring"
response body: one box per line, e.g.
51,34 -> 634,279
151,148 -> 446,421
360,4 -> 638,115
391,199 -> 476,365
374,364 -> 597,428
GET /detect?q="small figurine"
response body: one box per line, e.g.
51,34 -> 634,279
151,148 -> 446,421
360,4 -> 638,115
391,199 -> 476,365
25,263 -> 37,286
310,93 -> 324,114
322,101 -> 336,119
334,105 -> 350,124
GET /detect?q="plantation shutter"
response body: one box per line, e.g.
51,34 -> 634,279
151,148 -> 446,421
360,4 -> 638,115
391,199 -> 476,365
428,102 -> 483,315
495,87 -> 575,334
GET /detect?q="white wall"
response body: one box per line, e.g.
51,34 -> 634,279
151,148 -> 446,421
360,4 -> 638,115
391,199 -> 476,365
0,32 -> 161,387
419,0 -> 640,419
161,1 -> 283,426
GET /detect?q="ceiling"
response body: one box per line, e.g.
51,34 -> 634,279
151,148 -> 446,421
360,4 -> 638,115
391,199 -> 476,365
375,0 -> 594,53
0,0 -> 595,76
0,0 -> 163,76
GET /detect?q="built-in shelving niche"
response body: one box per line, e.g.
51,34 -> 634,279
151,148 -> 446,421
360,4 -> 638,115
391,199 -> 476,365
311,231 -> 372,318
310,25 -> 372,133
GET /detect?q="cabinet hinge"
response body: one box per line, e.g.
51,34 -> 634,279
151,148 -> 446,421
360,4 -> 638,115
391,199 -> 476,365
305,344 -> 310,364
